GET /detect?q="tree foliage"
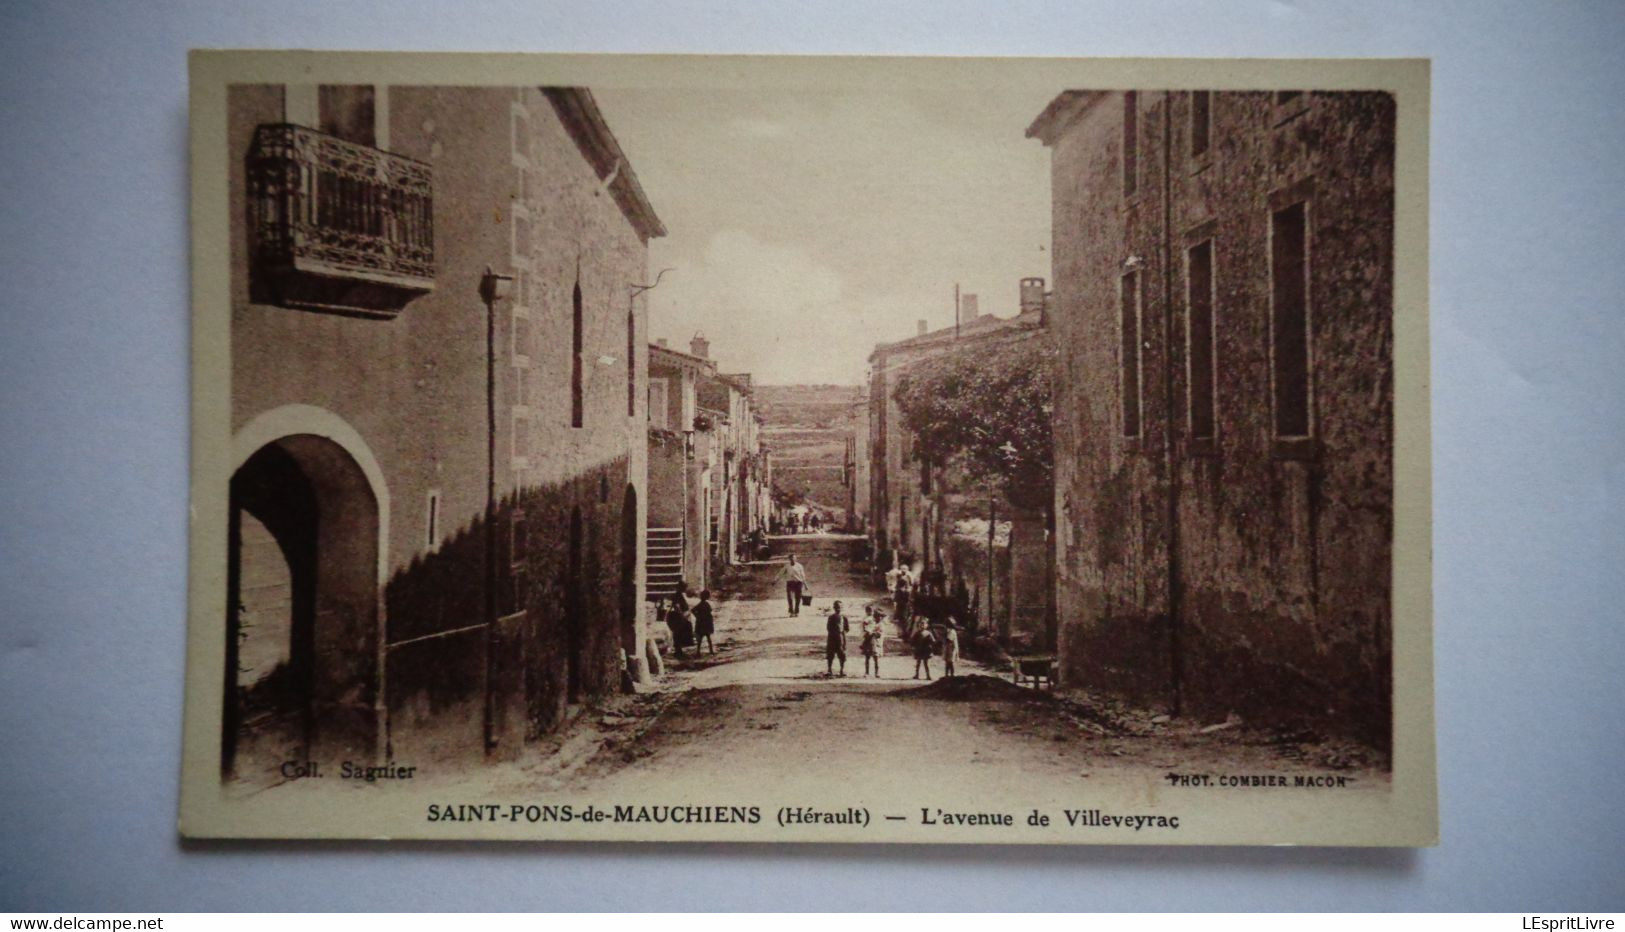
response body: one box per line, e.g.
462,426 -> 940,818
892,336 -> 1055,513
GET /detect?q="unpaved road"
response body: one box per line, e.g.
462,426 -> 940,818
509,533 -> 1390,800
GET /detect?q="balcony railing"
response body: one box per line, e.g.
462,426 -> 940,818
248,123 -> 435,316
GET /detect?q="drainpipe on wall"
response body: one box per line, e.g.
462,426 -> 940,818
988,497 -> 997,640
1161,92 -> 1185,716
478,268 -> 513,752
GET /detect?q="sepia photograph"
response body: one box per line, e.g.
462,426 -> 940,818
182,52 -> 1434,844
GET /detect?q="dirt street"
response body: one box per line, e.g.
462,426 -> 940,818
467,533 -> 1387,801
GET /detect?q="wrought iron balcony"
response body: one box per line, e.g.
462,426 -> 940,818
248,124 -> 435,316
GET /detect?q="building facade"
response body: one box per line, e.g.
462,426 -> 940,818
753,384 -> 862,528
843,394 -> 871,533
698,362 -> 766,574
1028,90 -> 1395,745
646,337 -> 767,602
646,342 -> 715,599
226,84 -> 663,785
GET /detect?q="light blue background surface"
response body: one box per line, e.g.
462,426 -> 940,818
2,0 -> 1622,912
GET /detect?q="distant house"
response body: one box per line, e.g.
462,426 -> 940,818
226,84 -> 663,784
843,394 -> 870,533
700,365 -> 766,574
865,281 -> 1052,642
751,384 -> 861,528
1028,90 -> 1395,746
647,340 -> 715,598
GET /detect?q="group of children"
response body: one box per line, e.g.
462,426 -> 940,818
822,599 -> 960,680
666,576 -> 963,680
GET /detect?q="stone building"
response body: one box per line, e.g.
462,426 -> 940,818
646,336 -> 767,601
225,83 -> 663,785
865,288 -> 1052,641
646,341 -> 715,598
1027,90 -> 1394,746
698,362 -> 766,573
843,394 -> 870,533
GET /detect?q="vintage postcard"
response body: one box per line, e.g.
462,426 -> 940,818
182,51 -> 1435,844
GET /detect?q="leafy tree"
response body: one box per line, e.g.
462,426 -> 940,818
892,335 -> 1054,514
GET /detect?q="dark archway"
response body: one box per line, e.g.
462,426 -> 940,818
225,434 -> 380,784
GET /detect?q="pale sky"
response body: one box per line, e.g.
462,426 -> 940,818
594,86 -> 1057,386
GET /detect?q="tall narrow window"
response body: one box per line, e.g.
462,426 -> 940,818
1270,202 -> 1311,437
1186,240 -> 1216,441
571,279 -> 584,428
1119,270 -> 1142,438
1122,91 -> 1139,197
1190,91 -> 1211,158
627,307 -> 636,417
425,491 -> 440,550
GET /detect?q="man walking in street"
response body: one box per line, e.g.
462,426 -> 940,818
781,553 -> 808,616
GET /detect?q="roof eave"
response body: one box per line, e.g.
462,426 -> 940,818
543,87 -> 668,241
1025,90 -> 1109,144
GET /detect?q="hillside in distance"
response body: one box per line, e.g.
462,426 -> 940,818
755,384 -> 863,519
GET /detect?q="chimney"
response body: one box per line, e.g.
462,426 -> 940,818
959,293 -> 980,325
917,319 -> 928,336
656,338 -> 669,348
1020,277 -> 1046,316
690,332 -> 710,358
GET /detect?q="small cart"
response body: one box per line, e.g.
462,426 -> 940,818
1010,653 -> 1058,690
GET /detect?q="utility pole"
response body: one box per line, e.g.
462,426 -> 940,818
987,497 -> 997,640
477,267 -> 513,752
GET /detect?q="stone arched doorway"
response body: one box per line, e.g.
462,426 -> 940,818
224,431 -> 382,785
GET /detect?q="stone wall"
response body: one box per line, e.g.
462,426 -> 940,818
1041,91 -> 1394,747
228,84 -> 655,771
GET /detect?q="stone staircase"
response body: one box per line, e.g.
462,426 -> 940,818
645,526 -> 684,600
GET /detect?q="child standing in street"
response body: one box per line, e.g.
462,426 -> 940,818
693,589 -> 716,656
940,622 -> 960,677
826,600 -> 850,677
910,616 -> 936,680
860,604 -> 886,678
666,581 -> 693,660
